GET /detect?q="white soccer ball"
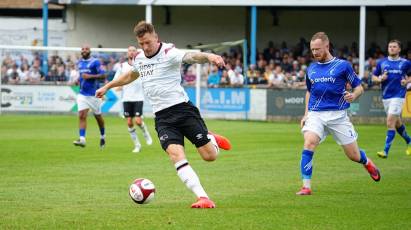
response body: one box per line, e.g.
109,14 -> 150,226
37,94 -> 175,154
129,178 -> 155,204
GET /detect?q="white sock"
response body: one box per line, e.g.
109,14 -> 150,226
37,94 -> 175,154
128,127 -> 140,146
175,159 -> 208,198
303,179 -> 311,189
140,122 -> 150,136
100,135 -> 105,139
207,134 -> 219,154
79,136 -> 86,142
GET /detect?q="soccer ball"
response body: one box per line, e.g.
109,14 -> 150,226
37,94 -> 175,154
129,178 -> 155,204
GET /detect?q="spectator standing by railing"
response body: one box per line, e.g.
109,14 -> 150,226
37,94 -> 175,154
207,64 -> 221,88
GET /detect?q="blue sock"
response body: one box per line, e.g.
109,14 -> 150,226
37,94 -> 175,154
100,127 -> 105,137
358,149 -> 368,165
384,130 -> 396,154
79,128 -> 86,137
300,149 -> 314,179
396,125 -> 411,144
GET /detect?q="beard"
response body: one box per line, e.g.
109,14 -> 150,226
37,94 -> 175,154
81,52 -> 90,59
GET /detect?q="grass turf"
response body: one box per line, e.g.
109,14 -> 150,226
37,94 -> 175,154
0,114 -> 410,229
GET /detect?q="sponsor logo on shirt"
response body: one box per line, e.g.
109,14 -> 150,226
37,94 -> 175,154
139,63 -> 155,78
311,76 -> 336,84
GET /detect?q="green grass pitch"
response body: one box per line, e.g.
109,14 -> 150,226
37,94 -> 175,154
0,114 -> 410,229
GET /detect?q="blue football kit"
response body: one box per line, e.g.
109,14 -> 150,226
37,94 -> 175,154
77,57 -> 105,96
305,57 -> 361,111
373,57 -> 411,99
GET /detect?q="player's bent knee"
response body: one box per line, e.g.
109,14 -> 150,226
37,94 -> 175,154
135,118 -> 142,126
79,112 -> 88,120
201,153 -> 217,162
165,144 -> 186,162
303,140 -> 318,151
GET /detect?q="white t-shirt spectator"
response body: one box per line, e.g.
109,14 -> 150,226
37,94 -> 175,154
230,70 -> 244,86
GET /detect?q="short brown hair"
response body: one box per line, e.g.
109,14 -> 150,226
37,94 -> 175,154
133,21 -> 155,37
311,32 -> 329,42
388,39 -> 402,48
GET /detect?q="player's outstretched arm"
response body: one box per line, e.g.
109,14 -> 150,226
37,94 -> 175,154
95,70 -> 139,98
182,52 -> 225,68
82,73 -> 106,80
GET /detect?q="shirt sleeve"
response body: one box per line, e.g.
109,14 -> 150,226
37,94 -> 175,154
305,73 -> 311,92
131,56 -> 142,74
373,59 -> 382,76
168,47 -> 186,66
407,60 -> 411,77
345,62 -> 361,88
113,64 -> 122,80
92,59 -> 105,75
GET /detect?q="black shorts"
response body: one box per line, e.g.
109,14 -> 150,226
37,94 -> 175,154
123,101 -> 143,117
154,101 -> 210,150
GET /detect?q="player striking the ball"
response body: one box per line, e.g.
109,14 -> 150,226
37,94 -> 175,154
96,21 -> 231,208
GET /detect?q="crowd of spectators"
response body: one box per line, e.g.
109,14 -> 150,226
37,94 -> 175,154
1,50 -> 122,86
2,39 -> 411,90
195,39 -> 411,90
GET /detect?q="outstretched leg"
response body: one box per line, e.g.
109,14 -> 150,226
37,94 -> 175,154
342,141 -> 380,182
166,144 -> 215,208
395,119 -> 411,156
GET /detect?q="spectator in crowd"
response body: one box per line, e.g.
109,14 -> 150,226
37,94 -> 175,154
56,64 -> 67,83
67,62 -> 79,85
6,64 -> 21,84
1,38 -> 409,89
230,69 -> 244,87
1,65 -> 8,83
207,64 -> 221,88
262,64 -> 274,85
183,65 -> 196,86
268,65 -> 285,88
294,69 -> 306,89
46,64 -> 58,82
27,64 -> 44,84
219,70 -> 231,87
19,63 -> 30,84
284,72 -> 294,88
247,64 -> 261,85
234,59 -> 243,74
281,53 -> 293,73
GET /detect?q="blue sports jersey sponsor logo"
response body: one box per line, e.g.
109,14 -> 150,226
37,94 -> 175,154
311,76 -> 336,84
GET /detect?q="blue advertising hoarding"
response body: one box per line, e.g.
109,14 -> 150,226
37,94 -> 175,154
185,87 -> 250,112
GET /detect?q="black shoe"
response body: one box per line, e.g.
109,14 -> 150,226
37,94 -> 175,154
100,138 -> 106,148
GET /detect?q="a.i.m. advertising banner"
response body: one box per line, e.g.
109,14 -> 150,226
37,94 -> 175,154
185,87 -> 250,112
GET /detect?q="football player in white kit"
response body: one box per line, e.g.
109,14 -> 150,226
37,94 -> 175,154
96,21 -> 231,208
297,32 -> 381,195
114,46 -> 153,153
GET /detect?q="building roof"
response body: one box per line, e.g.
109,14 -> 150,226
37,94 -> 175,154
52,0 -> 411,6
0,0 -> 63,9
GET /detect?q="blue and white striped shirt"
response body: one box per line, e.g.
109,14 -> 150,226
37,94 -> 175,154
305,57 -> 361,111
